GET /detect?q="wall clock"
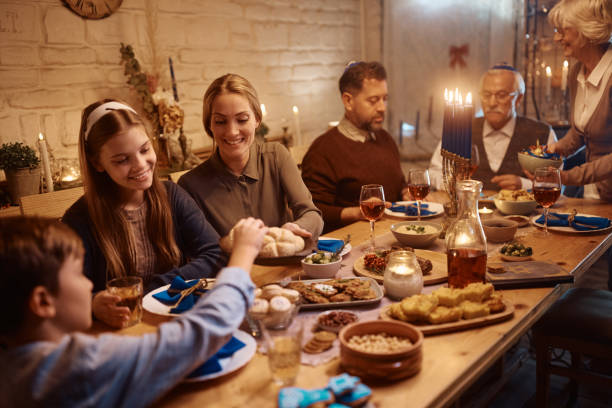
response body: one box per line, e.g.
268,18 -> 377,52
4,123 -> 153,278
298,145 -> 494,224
61,0 -> 123,20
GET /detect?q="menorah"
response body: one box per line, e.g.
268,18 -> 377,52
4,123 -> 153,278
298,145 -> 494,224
441,88 -> 474,216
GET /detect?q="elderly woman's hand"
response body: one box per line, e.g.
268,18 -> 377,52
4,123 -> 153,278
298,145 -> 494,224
281,222 -> 312,238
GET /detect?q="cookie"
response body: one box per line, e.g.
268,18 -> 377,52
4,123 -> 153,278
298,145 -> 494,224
337,383 -> 372,407
327,373 -> 360,397
281,288 -> 301,303
269,296 -> 292,313
277,387 -> 333,408
314,331 -> 337,342
249,298 -> 269,319
262,284 -> 284,299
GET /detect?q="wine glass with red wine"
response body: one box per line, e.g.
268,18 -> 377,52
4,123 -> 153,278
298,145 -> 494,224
407,169 -> 431,221
469,145 -> 480,177
533,167 -> 561,234
359,184 -> 385,252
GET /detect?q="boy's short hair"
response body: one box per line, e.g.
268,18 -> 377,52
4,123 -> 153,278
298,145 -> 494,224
0,216 -> 84,335
339,61 -> 387,95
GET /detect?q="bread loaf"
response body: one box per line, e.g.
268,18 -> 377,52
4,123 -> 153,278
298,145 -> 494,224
221,225 -> 305,258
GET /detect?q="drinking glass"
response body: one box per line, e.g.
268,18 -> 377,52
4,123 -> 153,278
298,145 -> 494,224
359,184 -> 385,252
533,167 -> 561,235
107,276 -> 143,327
263,319 -> 303,386
469,145 -> 480,177
407,169 -> 431,221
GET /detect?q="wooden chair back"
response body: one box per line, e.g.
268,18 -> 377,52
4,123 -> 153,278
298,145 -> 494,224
19,186 -> 84,219
169,170 -> 189,183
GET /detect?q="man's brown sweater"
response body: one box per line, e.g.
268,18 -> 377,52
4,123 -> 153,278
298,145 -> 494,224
301,127 -> 406,231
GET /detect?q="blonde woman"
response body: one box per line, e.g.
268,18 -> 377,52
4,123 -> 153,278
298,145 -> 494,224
547,0 -> 612,201
63,99 -> 227,327
178,74 -> 323,242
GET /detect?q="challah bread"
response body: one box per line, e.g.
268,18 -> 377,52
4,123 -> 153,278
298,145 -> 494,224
221,225 -> 305,258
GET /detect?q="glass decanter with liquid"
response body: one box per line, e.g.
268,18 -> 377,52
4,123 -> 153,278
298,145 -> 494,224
445,180 -> 487,288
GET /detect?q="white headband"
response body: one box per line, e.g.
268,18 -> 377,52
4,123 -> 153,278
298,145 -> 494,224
84,102 -> 138,141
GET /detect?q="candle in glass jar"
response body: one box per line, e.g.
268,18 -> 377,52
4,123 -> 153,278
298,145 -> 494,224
38,133 -> 53,193
383,251 -> 423,300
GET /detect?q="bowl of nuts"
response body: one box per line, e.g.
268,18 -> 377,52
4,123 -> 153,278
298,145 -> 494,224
317,310 -> 359,333
339,320 -> 423,380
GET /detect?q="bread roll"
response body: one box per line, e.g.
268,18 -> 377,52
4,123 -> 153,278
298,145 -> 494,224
222,225 -> 305,258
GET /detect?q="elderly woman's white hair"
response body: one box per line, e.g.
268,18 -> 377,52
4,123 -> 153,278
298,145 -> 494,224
478,64 -> 526,95
548,0 -> 612,45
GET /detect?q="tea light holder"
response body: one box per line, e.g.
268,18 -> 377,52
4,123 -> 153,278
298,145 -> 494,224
383,251 -> 423,300
478,206 -> 493,218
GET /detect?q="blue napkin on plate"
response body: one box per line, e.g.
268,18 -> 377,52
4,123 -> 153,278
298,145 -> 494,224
535,212 -> 611,231
317,239 -> 344,253
187,336 -> 246,378
152,276 -> 208,313
390,202 -> 435,216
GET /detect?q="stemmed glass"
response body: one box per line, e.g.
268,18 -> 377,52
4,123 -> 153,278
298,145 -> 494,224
359,184 -> 385,252
469,145 -> 480,177
407,169 -> 431,221
533,167 -> 561,235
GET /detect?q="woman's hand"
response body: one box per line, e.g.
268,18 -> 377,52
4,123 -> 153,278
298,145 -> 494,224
281,222 -> 312,238
92,290 -> 131,328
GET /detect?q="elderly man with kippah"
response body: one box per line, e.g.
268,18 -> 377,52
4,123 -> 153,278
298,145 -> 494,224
429,64 -> 558,191
301,61 -> 409,232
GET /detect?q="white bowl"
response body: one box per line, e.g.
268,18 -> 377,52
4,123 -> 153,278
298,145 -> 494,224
493,197 -> 538,215
517,151 -> 562,174
390,221 -> 441,248
301,252 -> 342,279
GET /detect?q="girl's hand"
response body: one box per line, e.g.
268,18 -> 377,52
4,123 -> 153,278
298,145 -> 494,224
281,222 -> 312,238
92,290 -> 131,328
232,217 -> 267,254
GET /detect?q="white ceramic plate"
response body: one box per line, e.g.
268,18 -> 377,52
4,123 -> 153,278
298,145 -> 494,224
530,213 -> 612,234
184,330 -> 256,382
143,279 -> 216,316
385,201 -> 444,219
317,237 -> 352,257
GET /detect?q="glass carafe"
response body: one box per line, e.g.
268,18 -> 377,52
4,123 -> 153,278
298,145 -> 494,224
445,180 -> 487,288
383,250 -> 423,299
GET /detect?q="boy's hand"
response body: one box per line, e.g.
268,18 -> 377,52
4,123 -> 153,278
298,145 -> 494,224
228,217 -> 267,271
92,291 -> 131,328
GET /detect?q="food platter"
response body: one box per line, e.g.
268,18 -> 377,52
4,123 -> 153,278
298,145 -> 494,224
385,201 -> 444,219
288,277 -> 383,310
352,249 -> 448,285
184,330 -> 256,382
379,299 -> 515,335
143,279 -> 216,316
530,213 -> 612,234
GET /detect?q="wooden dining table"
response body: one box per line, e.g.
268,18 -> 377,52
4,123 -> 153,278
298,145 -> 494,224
97,193 -> 612,408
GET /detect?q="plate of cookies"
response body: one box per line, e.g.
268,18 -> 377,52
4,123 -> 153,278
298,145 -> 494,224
285,277 -> 383,310
379,282 -> 514,335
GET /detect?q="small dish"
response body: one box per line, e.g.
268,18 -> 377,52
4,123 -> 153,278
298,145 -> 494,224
517,151 -> 563,174
482,218 -> 518,243
503,215 -> 530,227
494,197 -> 538,215
390,221 -> 442,248
316,310 -> 359,333
301,252 -> 342,279
500,254 -> 533,262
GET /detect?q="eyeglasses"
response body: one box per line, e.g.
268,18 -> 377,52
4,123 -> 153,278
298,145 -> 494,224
479,91 -> 519,102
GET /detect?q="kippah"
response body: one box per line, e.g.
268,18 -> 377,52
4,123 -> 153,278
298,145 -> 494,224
343,61 -> 362,72
491,63 -> 518,72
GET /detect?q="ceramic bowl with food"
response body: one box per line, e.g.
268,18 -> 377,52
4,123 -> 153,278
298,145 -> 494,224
517,151 -> 563,174
503,215 -> 530,227
301,251 -> 342,279
316,310 -> 359,333
493,196 -> 538,216
339,320 -> 423,381
482,218 -> 518,243
390,221 -> 441,248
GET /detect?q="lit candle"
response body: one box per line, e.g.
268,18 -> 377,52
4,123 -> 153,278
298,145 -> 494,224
38,133 -> 53,193
545,66 -> 552,99
292,105 -> 302,146
478,206 -> 493,218
260,103 -> 267,118
465,92 -> 473,160
561,60 -> 568,92
442,88 -> 449,152
457,91 -> 466,158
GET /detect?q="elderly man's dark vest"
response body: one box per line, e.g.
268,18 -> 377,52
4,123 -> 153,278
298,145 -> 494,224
471,116 -> 551,190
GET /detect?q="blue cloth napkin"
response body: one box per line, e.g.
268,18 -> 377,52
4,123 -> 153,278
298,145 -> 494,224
152,276 -> 208,313
187,336 -> 246,378
390,202 -> 435,216
523,148 -> 560,160
535,212 -> 611,231
317,239 -> 344,253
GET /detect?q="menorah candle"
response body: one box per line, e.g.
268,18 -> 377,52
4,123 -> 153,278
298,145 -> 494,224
38,133 -> 53,193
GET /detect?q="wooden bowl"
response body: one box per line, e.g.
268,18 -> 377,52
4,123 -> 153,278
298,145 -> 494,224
482,218 -> 518,243
339,320 -> 423,381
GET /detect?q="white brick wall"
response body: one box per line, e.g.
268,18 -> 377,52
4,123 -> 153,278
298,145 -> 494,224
0,0 -> 370,167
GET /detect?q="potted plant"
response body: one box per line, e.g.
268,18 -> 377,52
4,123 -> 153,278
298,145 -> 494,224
0,142 -> 41,204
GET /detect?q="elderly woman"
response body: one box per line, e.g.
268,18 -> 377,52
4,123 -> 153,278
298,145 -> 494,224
547,0 -> 612,201
179,74 -> 323,244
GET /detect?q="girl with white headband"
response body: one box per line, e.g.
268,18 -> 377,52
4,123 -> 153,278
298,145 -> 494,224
62,99 -> 232,328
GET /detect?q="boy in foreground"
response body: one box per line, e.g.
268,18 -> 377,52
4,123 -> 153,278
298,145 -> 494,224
0,216 -> 266,407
